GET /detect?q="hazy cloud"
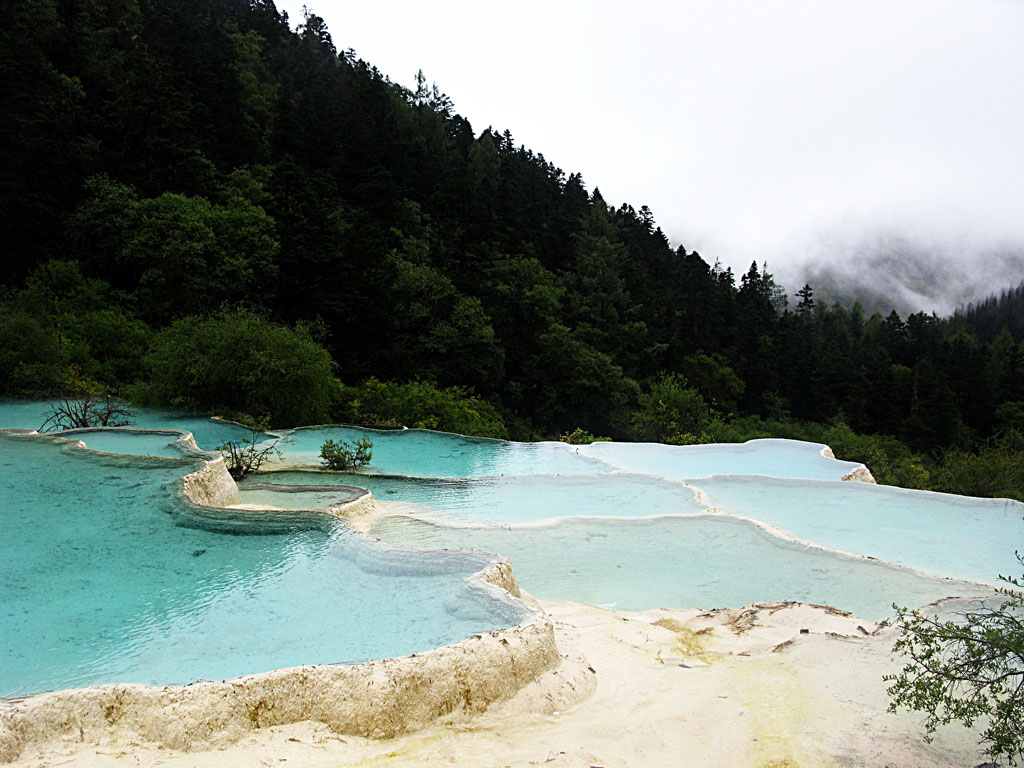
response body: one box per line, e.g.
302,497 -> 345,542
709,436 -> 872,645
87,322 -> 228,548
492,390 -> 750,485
281,0 -> 1024,311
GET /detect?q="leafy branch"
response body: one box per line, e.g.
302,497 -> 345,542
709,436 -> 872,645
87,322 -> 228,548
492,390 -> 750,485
885,554 -> 1024,764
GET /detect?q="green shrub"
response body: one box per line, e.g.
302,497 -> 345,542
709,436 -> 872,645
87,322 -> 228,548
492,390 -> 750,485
559,427 -> 611,445
145,306 -> 334,427
930,430 -> 1024,501
0,260 -> 151,396
631,373 -> 715,444
335,378 -> 508,439
319,437 -> 373,470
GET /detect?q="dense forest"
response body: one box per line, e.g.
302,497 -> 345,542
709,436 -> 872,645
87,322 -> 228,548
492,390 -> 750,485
2,0 -> 1022,499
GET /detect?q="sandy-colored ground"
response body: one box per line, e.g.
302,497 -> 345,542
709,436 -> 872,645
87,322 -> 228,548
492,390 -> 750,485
6,597 -> 988,768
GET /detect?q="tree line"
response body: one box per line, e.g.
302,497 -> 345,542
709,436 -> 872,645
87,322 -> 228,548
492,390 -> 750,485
1,0 -> 1022,499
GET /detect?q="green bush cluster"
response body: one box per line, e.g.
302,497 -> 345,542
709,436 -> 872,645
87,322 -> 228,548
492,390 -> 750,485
334,378 -> 509,439
319,437 -> 374,470
559,427 -> 610,445
143,306 -> 334,428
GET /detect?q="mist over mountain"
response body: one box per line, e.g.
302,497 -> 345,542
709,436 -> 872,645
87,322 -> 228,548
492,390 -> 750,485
785,232 -> 1024,318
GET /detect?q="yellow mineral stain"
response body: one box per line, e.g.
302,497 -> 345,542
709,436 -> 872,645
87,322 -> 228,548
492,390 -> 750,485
349,730 -> 451,766
652,618 -> 725,663
726,656 -> 838,768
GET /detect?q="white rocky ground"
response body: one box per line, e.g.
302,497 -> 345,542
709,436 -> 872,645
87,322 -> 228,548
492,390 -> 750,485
6,597 -> 990,768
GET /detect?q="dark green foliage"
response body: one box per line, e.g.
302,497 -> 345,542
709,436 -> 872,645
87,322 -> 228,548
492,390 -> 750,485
559,428 -> 610,445
1,0 -> 1022,499
144,306 -> 334,427
931,431 -> 1024,502
125,193 -> 279,325
67,180 -> 279,324
0,260 -> 149,396
955,280 -> 1024,343
632,373 -> 715,445
319,437 -> 373,470
676,353 -> 744,414
335,379 -> 508,439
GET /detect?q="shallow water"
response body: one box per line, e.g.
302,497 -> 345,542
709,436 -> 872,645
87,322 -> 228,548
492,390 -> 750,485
368,513 -> 982,620
237,483 -> 367,510
0,434 -> 524,695
578,438 -> 863,481
60,429 -> 199,458
2,396 -> 1018,694
127,411 -> 268,453
0,400 -> 259,454
695,475 -> 1024,585
251,471 -> 705,524
267,425 -> 611,478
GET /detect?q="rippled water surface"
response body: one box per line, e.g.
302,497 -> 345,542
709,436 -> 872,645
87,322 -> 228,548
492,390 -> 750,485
0,433 -> 522,695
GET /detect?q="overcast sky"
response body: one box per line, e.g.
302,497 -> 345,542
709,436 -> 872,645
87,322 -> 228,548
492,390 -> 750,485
278,0 -> 1024,305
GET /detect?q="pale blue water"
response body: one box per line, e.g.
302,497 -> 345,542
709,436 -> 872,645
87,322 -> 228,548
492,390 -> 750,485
127,412 -> 269,453
0,433 -> 525,695
694,476 -> 1024,585
578,438 -> 863,481
60,429 -> 206,458
237,483 -> 367,510
266,426 -> 610,478
249,471 -> 705,524
368,514 -> 981,620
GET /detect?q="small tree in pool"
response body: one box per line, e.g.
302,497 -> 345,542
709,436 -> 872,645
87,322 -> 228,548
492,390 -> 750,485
40,391 -> 133,431
40,372 -> 133,432
217,419 -> 281,480
320,437 -> 373,470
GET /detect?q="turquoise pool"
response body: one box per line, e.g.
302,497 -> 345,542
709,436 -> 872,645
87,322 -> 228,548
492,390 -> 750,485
0,432 -> 524,696
0,400 -> 263,454
237,482 -> 368,510
58,428 -> 208,459
694,475 -> 1024,584
1,398 -> 1018,696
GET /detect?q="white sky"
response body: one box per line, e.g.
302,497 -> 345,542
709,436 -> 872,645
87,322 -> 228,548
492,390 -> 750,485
278,0 -> 1024,296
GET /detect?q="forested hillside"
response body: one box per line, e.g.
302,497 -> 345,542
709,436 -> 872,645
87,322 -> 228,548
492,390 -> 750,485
953,281 -> 1024,343
2,0 -> 1022,498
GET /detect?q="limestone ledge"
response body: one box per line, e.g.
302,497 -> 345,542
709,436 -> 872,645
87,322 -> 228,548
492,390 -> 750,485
180,456 -> 242,506
0,615 -> 557,761
821,445 -> 877,483
841,466 -> 877,483
332,489 -> 377,526
0,454 -> 556,762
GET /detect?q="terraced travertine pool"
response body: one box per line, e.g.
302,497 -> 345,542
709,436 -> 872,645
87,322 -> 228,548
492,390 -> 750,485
1,399 -> 1020,697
